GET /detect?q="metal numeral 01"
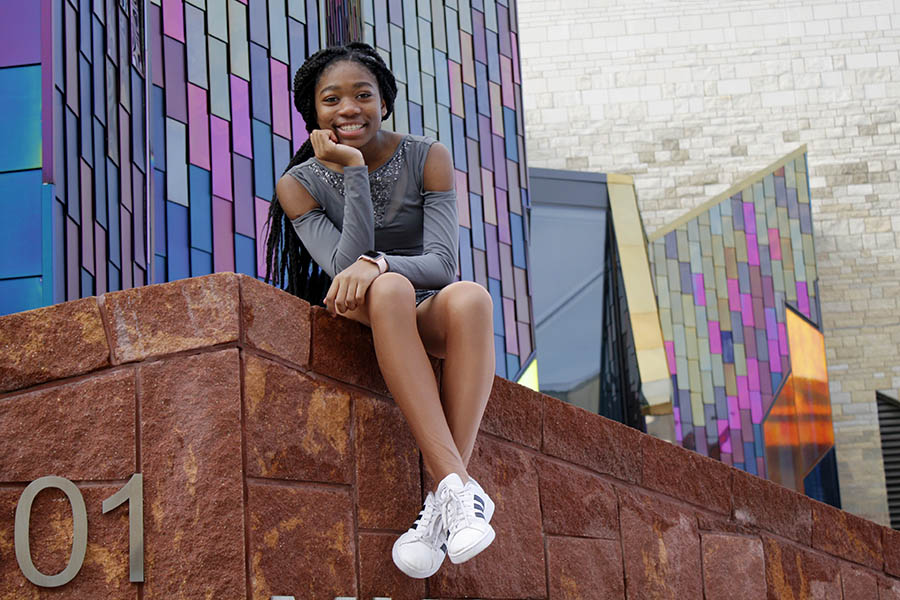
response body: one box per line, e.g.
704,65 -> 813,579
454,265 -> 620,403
14,474 -> 144,587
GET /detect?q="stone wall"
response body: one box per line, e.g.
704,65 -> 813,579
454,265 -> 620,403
2,273 -> 900,598
518,0 -> 900,525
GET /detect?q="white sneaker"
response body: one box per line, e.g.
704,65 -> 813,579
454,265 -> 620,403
436,473 -> 496,564
392,491 -> 447,578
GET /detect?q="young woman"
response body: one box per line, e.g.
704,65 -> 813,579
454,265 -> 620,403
264,42 -> 497,579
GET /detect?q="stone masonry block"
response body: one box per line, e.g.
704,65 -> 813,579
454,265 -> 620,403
244,354 -> 352,483
880,576 -> 900,600
841,564 -> 878,599
309,306 -> 388,395
355,394 -> 421,530
538,458 -> 619,539
547,536 -> 625,599
358,532 -> 426,600
762,536 -> 842,599
0,297 -> 109,393
701,533 -> 766,600
732,468 -> 813,545
0,486 -> 136,599
104,273 -> 240,363
812,500 -> 883,569
0,369 -> 135,481
140,349 -> 245,599
619,487 -> 702,599
240,275 -> 310,368
543,395 -> 642,483
885,527 -> 900,578
480,374 -> 543,449
429,436 -> 546,599
248,483 -> 356,600
642,434 -> 732,514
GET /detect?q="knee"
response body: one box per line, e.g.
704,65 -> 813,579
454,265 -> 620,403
443,281 -> 493,324
366,272 -> 415,316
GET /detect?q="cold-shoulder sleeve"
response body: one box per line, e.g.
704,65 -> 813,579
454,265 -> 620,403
287,164 -> 374,278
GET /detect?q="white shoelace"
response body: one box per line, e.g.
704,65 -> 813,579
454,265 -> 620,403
439,486 -> 474,535
411,497 -> 443,543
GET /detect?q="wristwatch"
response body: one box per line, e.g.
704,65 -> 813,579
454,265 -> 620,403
358,250 -> 388,274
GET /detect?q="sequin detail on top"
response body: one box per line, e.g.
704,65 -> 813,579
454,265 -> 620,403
307,137 -> 411,228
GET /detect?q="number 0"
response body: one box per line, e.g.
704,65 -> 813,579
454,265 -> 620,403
14,476 -> 88,587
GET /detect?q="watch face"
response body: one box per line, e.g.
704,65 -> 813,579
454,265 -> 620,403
363,250 -> 383,259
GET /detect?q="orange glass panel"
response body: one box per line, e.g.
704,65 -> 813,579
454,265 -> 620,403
786,308 -> 835,478
764,374 -> 803,491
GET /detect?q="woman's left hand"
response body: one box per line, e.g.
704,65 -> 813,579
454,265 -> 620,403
325,259 -> 382,315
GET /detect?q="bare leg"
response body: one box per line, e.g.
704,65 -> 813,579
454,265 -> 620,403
416,281 -> 495,467
341,273 -> 467,484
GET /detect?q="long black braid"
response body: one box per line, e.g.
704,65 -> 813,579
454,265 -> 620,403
263,42 -> 398,304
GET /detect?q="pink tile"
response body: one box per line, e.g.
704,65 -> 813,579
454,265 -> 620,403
746,233 -> 760,266
742,203 -> 756,235
510,32 -> 521,84
778,322 -> 788,355
693,273 -> 706,306
162,0 -> 185,42
291,104 -> 309,149
455,170 -> 470,228
496,188 -> 510,244
212,196 -> 235,273
503,298 -> 518,354
727,396 -> 741,430
665,341 -> 676,375
270,59 -> 291,139
718,420 -> 731,454
727,279 -> 740,310
449,61 -> 463,117
768,340 -> 780,374
747,358 -> 759,391
796,281 -> 810,317
255,197 -> 269,278
768,228 -> 781,260
750,391 -> 763,423
211,117 -> 232,200
188,84 -> 210,169
740,293 -> 754,326
737,376 -> 749,409
708,321 -> 721,354
500,56 -> 514,108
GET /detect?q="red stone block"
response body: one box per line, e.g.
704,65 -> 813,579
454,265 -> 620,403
480,374 -> 542,449
642,434 -> 732,514
248,483 -> 356,600
0,486 -> 137,599
732,468 -> 813,545
763,536 -> 841,599
543,395 -> 642,483
538,458 -> 618,539
244,354 -> 352,483
547,536 -> 625,599
0,297 -> 110,393
359,532 -> 427,600
140,350 -> 246,599
309,306 -> 388,395
885,527 -> 900,578
842,564 -> 878,599
619,487 -> 702,599
429,436 -> 545,599
356,394 -> 421,530
811,500 -> 883,569
880,576 -> 900,600
104,273 -> 240,363
701,533 -> 766,600
0,369 -> 135,481
240,275 -> 311,368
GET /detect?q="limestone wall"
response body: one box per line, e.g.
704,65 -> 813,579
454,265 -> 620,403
518,0 -> 900,525
3,273 -> 900,598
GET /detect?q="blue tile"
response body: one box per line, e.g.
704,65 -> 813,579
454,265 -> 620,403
506,353 -> 520,379
190,248 -> 213,276
252,119 -> 274,199
154,169 -> 166,255
306,0 -> 320,52
249,0 -> 269,47
433,49 -> 450,107
154,255 -> 167,284
743,444 -> 757,475
235,232 -> 257,277
437,104 -> 452,155
463,84 -> 477,139
503,107 -> 518,160
268,0 -> 289,63
92,17 -> 106,124
451,114 -> 466,171
131,68 -> 145,171
485,30 -> 500,82
475,62 -> 489,116
150,85 -> 166,170
65,107 -> 79,220
250,42 -> 272,123
721,331 -> 734,363
93,119 -> 107,228
166,201 -> 190,281
0,277 -> 43,316
510,212 -> 526,268
107,161 -> 120,267
493,334 -> 506,377
0,170 -> 42,279
165,119 -> 188,206
488,277 -> 503,335
408,102 -> 423,135
107,263 -> 120,292
273,135 -> 291,192
189,166 -> 212,253
469,193 -> 485,250
41,184 -> 54,307
81,268 -> 95,297
185,4 -> 209,88
458,226 -> 473,281
208,38 -> 231,119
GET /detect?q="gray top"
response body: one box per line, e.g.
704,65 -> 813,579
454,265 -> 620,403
287,134 -> 458,290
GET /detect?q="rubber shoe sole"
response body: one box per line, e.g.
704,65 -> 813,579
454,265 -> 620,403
447,523 -> 495,564
391,536 -> 446,578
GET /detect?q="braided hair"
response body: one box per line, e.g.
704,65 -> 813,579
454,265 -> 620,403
263,42 -> 398,304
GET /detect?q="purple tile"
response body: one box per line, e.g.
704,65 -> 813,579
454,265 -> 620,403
496,188 -> 510,244
778,322 -> 788,355
718,420 -> 731,453
164,38 -> 187,122
746,233 -> 759,265
732,428 -> 744,464
709,321 -> 721,354
665,231 -> 677,259
270,59 -> 291,138
693,273 -> 706,306
750,390 -> 762,424
119,106 -> 132,212
230,75 -> 253,158
728,396 -> 740,430
80,160 -> 94,274
492,135 -> 507,190
796,281 -> 810,317
747,358 -> 759,392
94,223 -> 107,294
149,4 -> 165,87
740,293 -> 754,326
291,103 -> 308,149
768,340 -> 780,375
727,278 -> 740,310
485,223 -> 500,278
744,325 -> 756,358
212,196 -> 235,273
188,84 -> 210,169
162,0 -> 185,42
254,197 -> 268,277
211,117 -> 232,200
759,361 -> 772,395
679,261 -> 692,293
498,5 -> 512,56
517,321 -> 532,360
66,217 -> 79,298
503,298 -> 517,353
762,275 -> 775,306
510,32 -> 521,84
501,56 -> 514,108
742,202 -> 756,235
737,376 -> 749,410
472,10 -> 487,63
0,0 -> 40,67
765,308 -> 777,338
478,115 -> 493,169
665,341 -> 676,375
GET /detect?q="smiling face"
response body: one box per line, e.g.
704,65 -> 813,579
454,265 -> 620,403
314,59 -> 387,148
